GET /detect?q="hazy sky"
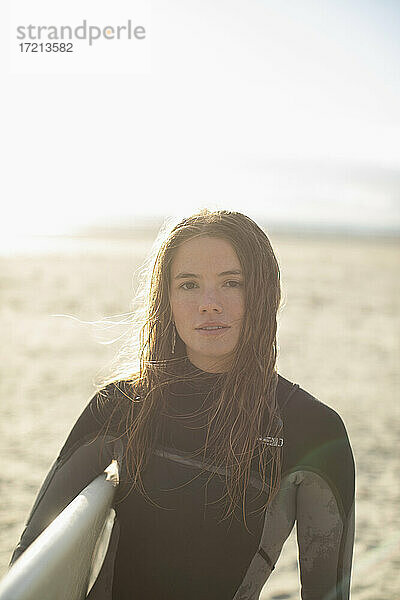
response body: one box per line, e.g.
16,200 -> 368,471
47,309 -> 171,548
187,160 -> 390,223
2,0 -> 400,236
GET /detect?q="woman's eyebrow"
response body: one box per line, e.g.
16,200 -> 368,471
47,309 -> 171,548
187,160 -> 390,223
174,269 -> 242,279
174,272 -> 199,279
218,269 -> 242,276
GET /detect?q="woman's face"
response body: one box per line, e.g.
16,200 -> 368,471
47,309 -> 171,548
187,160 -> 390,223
169,236 -> 245,373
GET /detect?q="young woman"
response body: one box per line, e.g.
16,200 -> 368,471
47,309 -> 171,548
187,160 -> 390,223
11,210 -> 355,599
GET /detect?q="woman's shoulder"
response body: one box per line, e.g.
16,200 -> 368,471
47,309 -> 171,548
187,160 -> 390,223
89,379 -> 143,432
58,380 -> 140,460
276,373 -> 354,473
92,380 -> 139,417
276,374 -> 355,513
276,373 -> 348,437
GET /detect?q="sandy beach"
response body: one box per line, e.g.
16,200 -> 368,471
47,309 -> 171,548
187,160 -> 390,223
0,231 -> 399,599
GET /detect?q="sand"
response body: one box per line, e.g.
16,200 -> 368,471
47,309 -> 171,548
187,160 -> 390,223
0,232 -> 399,599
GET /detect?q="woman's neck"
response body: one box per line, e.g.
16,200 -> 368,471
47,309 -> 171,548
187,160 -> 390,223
186,352 -> 230,374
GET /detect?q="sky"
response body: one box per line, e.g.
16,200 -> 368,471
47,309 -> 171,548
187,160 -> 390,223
1,0 -> 400,237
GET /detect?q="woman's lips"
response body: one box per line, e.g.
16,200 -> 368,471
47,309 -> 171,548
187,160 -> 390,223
195,325 -> 230,335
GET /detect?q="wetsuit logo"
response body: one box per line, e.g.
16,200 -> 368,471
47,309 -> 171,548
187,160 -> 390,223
258,436 -> 284,447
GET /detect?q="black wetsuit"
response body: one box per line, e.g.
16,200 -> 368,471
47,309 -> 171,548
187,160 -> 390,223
11,364 -> 355,599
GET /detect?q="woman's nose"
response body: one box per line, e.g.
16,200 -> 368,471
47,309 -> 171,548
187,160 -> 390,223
199,292 -> 223,313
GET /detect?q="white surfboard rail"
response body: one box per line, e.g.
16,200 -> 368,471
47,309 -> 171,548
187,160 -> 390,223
0,461 -> 119,600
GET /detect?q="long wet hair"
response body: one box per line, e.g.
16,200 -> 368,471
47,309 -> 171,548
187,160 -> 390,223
106,209 -> 282,519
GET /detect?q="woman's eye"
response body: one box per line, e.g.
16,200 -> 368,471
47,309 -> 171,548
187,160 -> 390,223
180,281 -> 198,290
179,280 -> 242,290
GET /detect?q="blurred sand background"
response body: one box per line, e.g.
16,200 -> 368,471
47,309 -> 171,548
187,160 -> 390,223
0,229 -> 399,599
